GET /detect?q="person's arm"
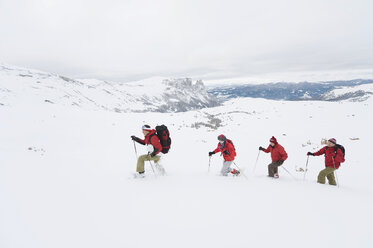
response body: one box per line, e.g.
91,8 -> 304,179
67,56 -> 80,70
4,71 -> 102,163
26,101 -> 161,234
263,146 -> 271,153
313,146 -> 327,156
131,136 -> 145,145
280,146 -> 288,161
213,144 -> 220,154
150,135 -> 163,156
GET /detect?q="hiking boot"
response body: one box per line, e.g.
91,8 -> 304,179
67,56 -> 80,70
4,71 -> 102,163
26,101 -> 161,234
274,173 -> 279,179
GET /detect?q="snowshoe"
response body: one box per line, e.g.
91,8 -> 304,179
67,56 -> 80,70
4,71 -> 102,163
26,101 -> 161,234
231,169 -> 241,177
133,172 -> 145,179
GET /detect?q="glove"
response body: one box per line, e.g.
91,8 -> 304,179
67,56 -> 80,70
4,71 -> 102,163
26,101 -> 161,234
259,146 -> 265,151
150,152 -> 156,157
223,150 -> 229,155
278,159 -> 284,165
131,135 -> 137,141
209,151 -> 215,156
307,152 -> 314,156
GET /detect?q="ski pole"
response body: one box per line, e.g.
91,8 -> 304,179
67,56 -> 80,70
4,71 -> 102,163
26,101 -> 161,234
148,160 -> 156,176
208,156 -> 211,172
253,150 -> 260,174
281,166 -> 296,180
133,141 -> 138,159
303,155 -> 309,181
332,157 -> 339,188
233,162 -> 248,180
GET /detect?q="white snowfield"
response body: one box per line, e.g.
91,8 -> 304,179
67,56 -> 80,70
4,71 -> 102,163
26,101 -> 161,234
321,83 -> 373,101
0,64 -> 218,113
1,67 -> 373,248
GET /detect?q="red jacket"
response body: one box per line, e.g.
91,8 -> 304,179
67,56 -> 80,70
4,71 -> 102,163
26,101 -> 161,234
313,146 -> 345,169
263,144 -> 288,162
213,140 -> 236,161
136,130 -> 162,155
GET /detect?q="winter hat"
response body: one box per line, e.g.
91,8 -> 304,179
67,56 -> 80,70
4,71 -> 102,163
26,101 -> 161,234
218,134 -> 227,141
328,138 -> 337,144
270,136 -> 277,144
142,125 -> 152,132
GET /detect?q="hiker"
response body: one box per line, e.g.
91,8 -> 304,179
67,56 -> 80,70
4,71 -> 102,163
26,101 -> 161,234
307,138 -> 345,186
131,125 -> 165,177
259,136 -> 288,178
209,134 -> 240,176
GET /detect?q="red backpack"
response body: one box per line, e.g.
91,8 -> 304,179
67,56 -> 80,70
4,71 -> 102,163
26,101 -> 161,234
155,125 -> 171,154
226,139 -> 236,156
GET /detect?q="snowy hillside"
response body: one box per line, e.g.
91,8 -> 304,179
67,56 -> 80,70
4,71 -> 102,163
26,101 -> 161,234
0,64 -> 219,112
1,78 -> 373,248
208,79 -> 373,101
319,83 -> 373,101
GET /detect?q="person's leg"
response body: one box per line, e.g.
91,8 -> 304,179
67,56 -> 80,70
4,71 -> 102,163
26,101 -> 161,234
136,154 -> 160,173
136,154 -> 148,173
221,161 -> 232,176
317,167 -> 335,184
326,168 -> 337,186
268,162 -> 277,177
273,161 -> 282,177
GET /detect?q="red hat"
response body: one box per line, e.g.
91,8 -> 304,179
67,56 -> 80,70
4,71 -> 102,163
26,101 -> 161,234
218,134 -> 227,141
270,136 -> 277,144
328,138 -> 337,144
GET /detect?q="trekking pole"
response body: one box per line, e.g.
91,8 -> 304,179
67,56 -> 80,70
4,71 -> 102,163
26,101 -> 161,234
303,155 -> 310,181
253,150 -> 260,174
133,141 -> 138,159
208,156 -> 211,173
332,157 -> 339,188
233,162 -> 248,180
281,166 -> 297,180
148,160 -> 156,176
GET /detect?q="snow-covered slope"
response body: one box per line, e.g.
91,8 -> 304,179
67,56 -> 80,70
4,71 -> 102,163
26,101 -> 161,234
319,83 -> 373,101
1,84 -> 373,248
208,80 -> 373,101
0,64 -> 219,112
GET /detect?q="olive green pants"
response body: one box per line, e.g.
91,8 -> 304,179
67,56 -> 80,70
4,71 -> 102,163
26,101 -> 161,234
317,167 -> 337,186
136,154 -> 160,173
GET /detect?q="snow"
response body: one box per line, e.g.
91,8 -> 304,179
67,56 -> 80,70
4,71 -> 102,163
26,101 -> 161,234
322,83 -> 373,101
0,65 -> 218,112
1,67 -> 373,248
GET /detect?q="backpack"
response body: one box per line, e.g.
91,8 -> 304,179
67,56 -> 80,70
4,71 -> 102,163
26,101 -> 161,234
226,139 -> 236,156
154,125 -> 171,154
325,144 -> 345,158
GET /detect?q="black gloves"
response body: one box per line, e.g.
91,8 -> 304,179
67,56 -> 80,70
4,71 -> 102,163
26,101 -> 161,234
131,135 -> 138,141
150,152 -> 156,157
259,146 -> 265,151
278,159 -> 284,165
307,152 -> 314,156
209,151 -> 215,156
223,150 -> 229,155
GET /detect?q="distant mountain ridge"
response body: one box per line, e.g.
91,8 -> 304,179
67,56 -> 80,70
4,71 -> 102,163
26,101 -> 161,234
208,79 -> 373,102
0,65 -> 219,112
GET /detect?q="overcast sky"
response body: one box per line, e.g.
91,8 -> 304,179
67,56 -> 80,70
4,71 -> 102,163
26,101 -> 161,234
1,0 -> 373,83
